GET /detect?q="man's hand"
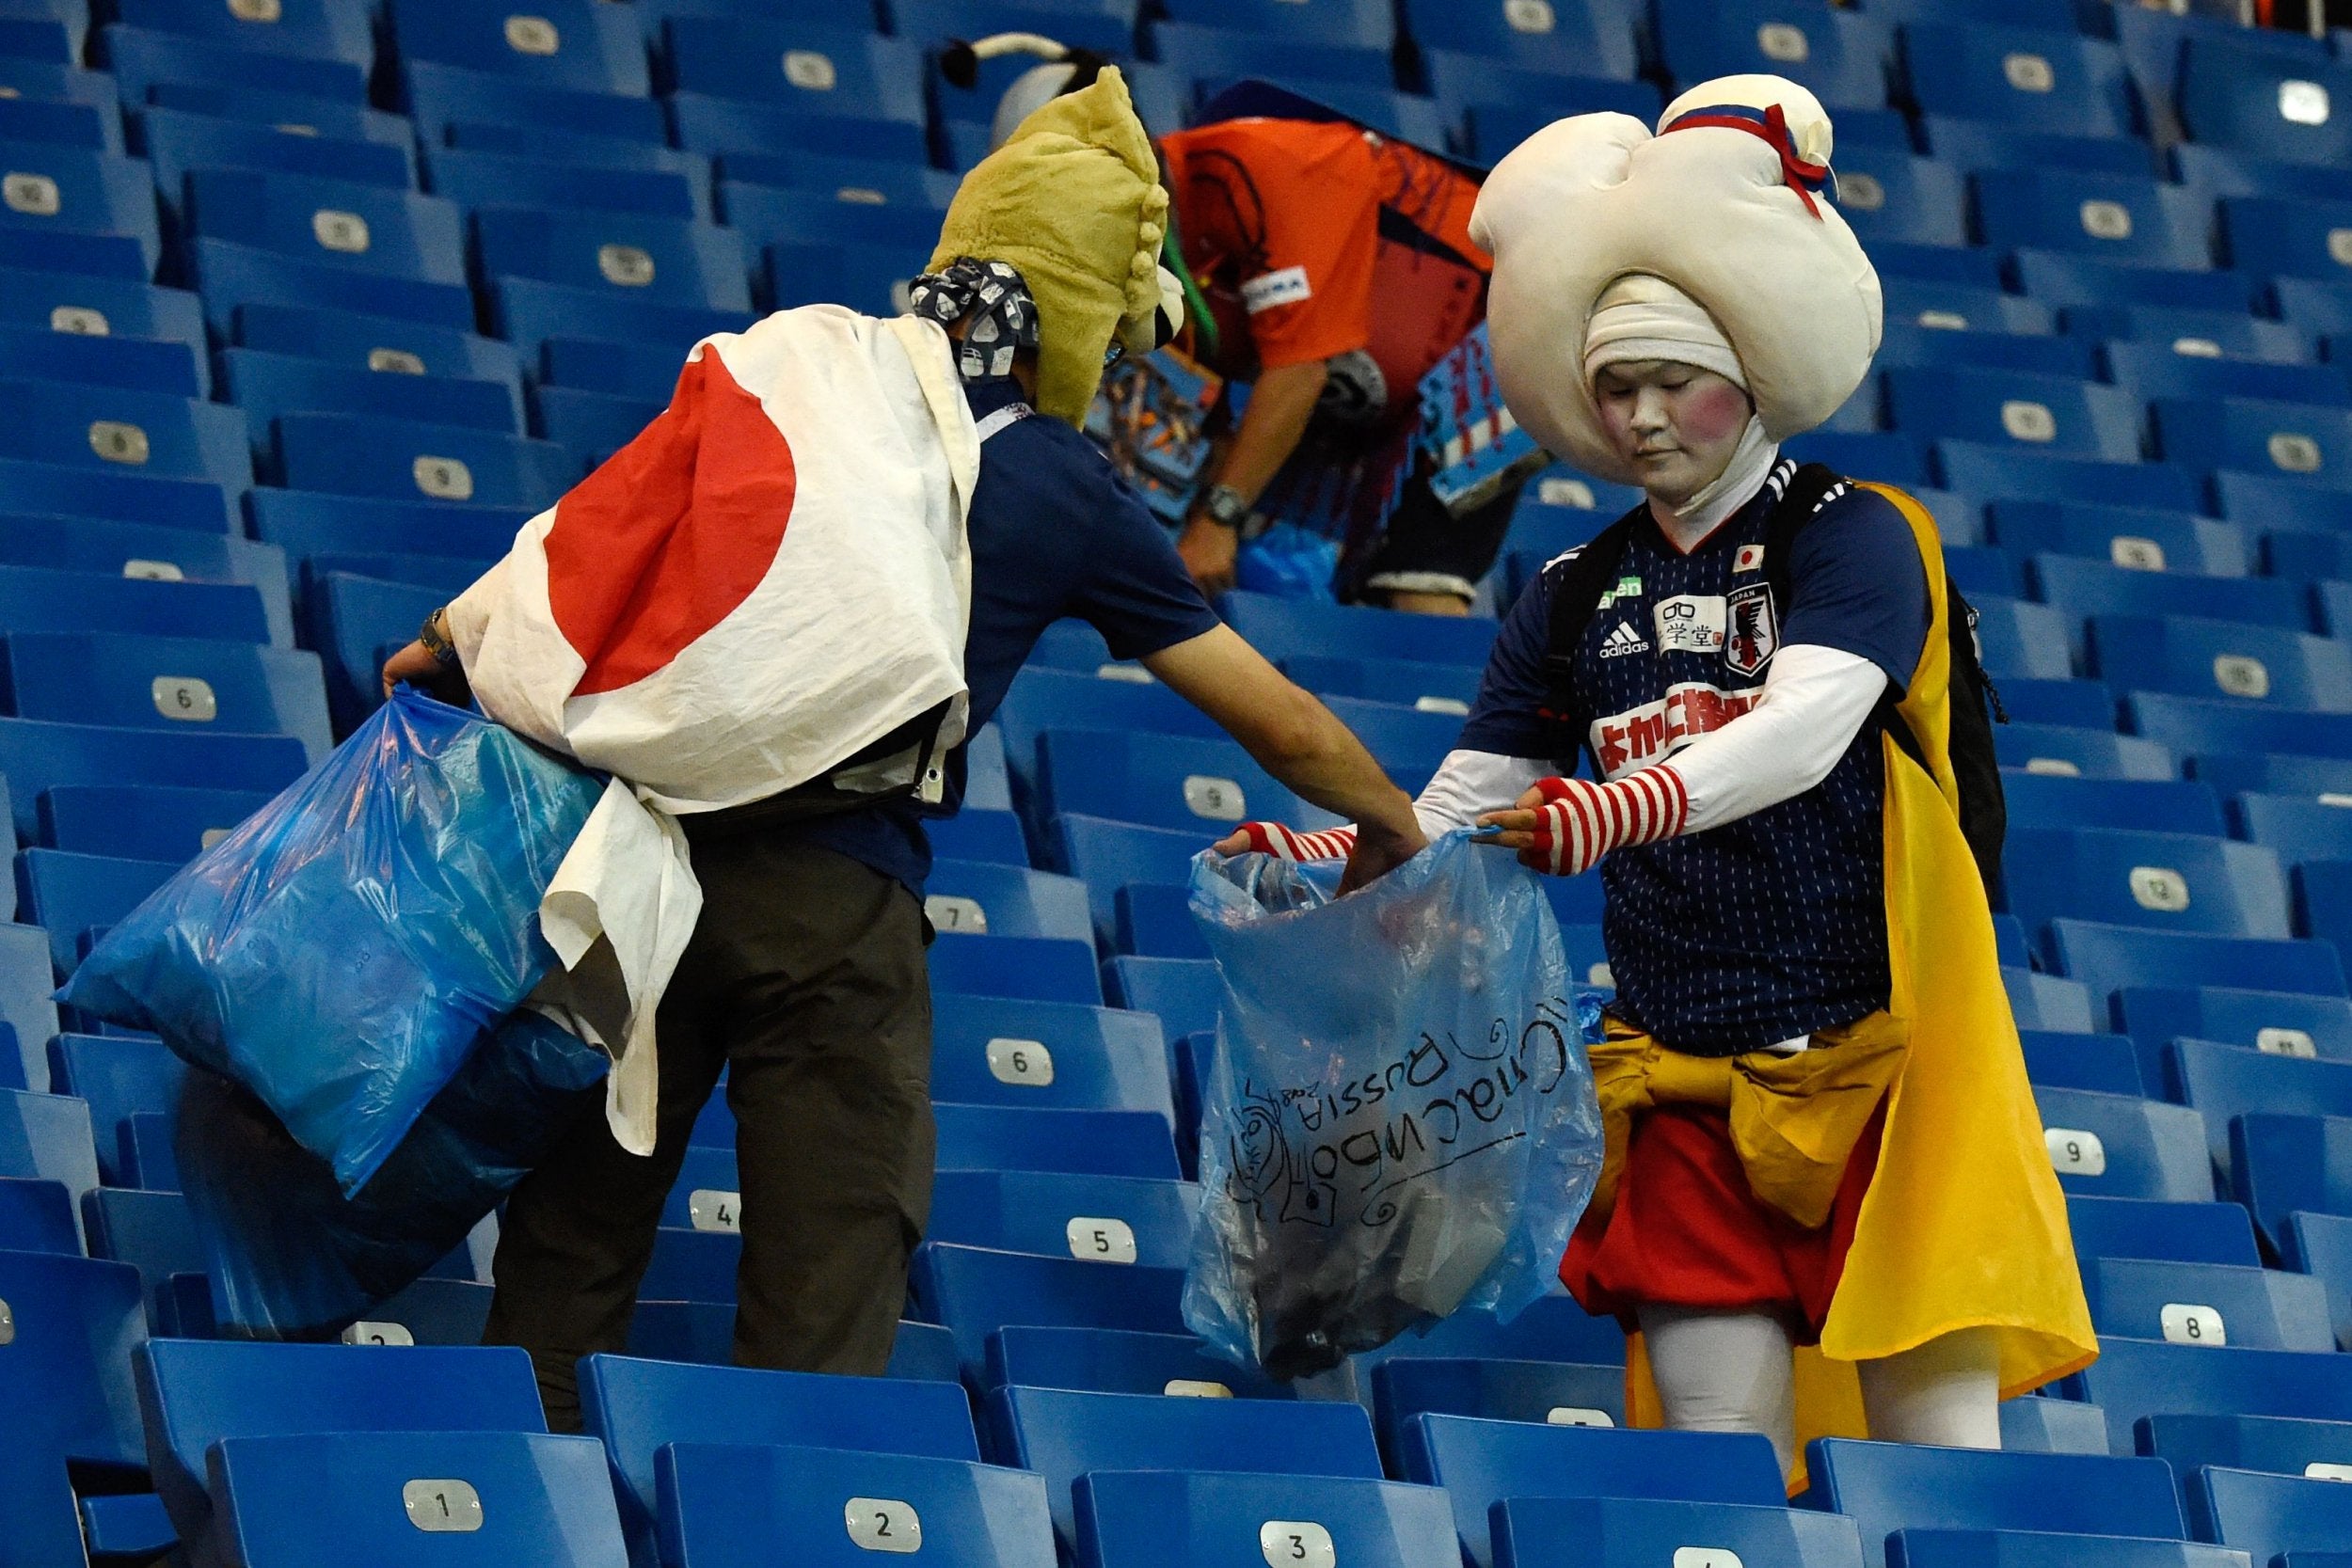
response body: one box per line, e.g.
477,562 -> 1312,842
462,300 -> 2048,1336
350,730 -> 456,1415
1339,816 -> 1425,893
381,639 -> 471,704
1209,816 -> 1428,894
1475,769 -> 1688,876
1177,516 -> 1239,594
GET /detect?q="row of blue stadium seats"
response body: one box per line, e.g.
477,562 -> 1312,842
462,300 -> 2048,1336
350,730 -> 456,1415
7,1251 -> 2351,1568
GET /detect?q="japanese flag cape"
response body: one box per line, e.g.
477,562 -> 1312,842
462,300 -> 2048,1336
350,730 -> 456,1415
447,305 -> 979,813
443,305 -> 979,1154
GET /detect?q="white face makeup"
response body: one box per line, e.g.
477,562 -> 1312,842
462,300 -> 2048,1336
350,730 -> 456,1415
1592,359 -> 1756,508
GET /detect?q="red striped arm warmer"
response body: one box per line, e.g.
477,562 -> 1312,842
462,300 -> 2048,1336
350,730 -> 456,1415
1527,767 -> 1690,877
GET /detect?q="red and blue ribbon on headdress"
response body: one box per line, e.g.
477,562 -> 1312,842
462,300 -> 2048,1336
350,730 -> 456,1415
1661,101 -> 1833,219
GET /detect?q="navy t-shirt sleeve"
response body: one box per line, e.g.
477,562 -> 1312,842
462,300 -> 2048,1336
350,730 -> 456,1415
1455,556 -> 1573,762
1780,488 -> 1931,691
1035,425 -> 1222,660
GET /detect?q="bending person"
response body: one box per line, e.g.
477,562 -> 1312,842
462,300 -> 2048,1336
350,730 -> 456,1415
1226,78 -> 2091,1477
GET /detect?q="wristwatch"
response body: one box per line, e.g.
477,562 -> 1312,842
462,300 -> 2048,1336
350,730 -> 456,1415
1199,483 -> 1250,531
418,607 -> 461,670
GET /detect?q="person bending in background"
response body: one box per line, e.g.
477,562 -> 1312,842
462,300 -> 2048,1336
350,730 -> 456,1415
385,71 -> 1423,1430
1228,78 -> 2092,1477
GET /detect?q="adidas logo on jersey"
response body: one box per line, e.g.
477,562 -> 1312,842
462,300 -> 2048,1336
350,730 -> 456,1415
1598,621 -> 1649,658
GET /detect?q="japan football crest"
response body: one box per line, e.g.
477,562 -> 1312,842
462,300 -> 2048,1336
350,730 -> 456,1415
1725,583 -> 1778,676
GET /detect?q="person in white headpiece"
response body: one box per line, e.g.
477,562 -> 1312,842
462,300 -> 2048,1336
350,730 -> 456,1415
1220,76 -> 2094,1476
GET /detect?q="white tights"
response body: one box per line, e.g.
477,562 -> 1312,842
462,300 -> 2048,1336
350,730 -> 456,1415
1638,1307 -> 2002,1476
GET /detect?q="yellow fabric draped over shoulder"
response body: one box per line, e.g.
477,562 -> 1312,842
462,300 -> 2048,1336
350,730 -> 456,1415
1624,482 -> 2097,1462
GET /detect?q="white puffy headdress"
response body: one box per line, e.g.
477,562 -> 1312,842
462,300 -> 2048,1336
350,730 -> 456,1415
1469,75 -> 1883,485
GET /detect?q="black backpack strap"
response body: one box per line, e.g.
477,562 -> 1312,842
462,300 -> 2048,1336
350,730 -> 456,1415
1537,507 -> 1646,759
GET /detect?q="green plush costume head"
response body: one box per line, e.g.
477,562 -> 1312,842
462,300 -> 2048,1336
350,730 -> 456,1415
927,66 -> 1168,427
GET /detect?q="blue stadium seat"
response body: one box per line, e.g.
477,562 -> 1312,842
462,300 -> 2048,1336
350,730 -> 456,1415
2044,562 -> 2314,645
2177,34 -> 2352,165
2282,1210 -> 2352,1350
183,168 -> 464,284
0,139 -> 161,275
1448,75 -> 1661,162
924,861 -> 1091,943
1279,654 -> 1481,711
1989,501 -> 2249,578
0,925 -> 57,1088
927,1169 -> 1198,1269
911,1241 -> 1188,1378
2003,828 -> 2291,942
2120,986 -> 2352,1065
0,1085 -> 98,1221
663,17 -> 923,125
2235,1111 -> 2352,1254
764,236 -> 930,315
2007,967 -> 2101,1035
1115,883 -> 1201,960
1936,444 -> 2201,514
389,0 -> 647,95
6,629 -> 327,759
710,145 -> 952,212
580,1354 -> 977,1565
1316,697 -> 1456,779
1883,368 -> 2142,462
1500,1497 -> 1867,1568
928,994 -> 1177,1122
112,0 -> 369,64
2071,1335 -> 2352,1455
140,107 -> 414,201
1399,1414 -> 1783,1568
1104,956 -> 1219,1047
1220,592 -> 1496,669
1946,546 -> 2023,597
2068,1193 -> 2262,1267
1370,1354 -> 1626,1458
1361,1297 -> 1621,1374
2001,774 -> 2223,836
722,179 -> 943,252
2188,1466 -> 2352,1561
189,237 -> 475,336
1080,1471 -> 1455,1568
19,849 -> 178,974
2048,918 -> 2346,1004
660,1441 -> 1055,1568
0,562 -> 269,647
136,1339 -> 548,1562
1924,118 -> 2153,178
532,385 -> 659,464
2175,140 -> 2352,207
990,1384 -> 1383,1554
0,378 -> 249,490
2104,341 -> 2347,409
2090,616 -> 2352,711
404,59 -> 663,144
1903,24 -> 2136,135
0,324 -> 199,398
2031,1085 -> 2215,1201
83,1186 -> 205,1329
0,1172 -> 74,1251
426,145 -> 699,222
1041,733 -> 1326,842
932,1102 -> 1180,1180
275,413 -> 577,508
2140,1411 -> 2352,1480
982,1323 -> 1295,1400
0,95 -> 111,156
2023,1029 -> 2145,1094
1975,170 -> 2211,270
1153,28 -> 1396,106
211,1431 -> 628,1567
224,348 -> 518,440
491,277 -> 752,363
666,90 -> 928,169
1995,726 -> 2171,783
0,716 -> 305,843
2081,1254 -> 2334,1351
2263,530 -> 2352,585
537,333 -> 688,404
2154,395 -> 2352,489
1402,0 -> 1639,80
929,931 -> 1103,1006
2221,194 -> 2352,282
1874,324 -> 2096,379
0,263 -> 202,355
2241,795 -> 2352,868
1970,596 -> 2074,682
2131,695 -> 2352,767
994,669 -> 1224,789
1806,1440 -> 2186,1568
473,208 -> 751,312
2217,468 -> 2352,533
47,1033 -> 183,1189
0,1248 -> 152,1568
1656,1 -> 1891,110
2066,303 -> 2309,364
2016,253 -> 2254,319
146,81 -> 405,148
310,569 -> 451,726
2169,1037 -> 2352,1171
100,19 -> 367,100
1825,150 -> 1969,248
1159,0 -> 1387,47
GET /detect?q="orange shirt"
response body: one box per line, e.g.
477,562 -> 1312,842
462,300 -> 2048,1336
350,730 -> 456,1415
1160,119 -> 1489,382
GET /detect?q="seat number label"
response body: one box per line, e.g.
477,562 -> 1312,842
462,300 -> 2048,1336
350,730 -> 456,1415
688,1189 -> 741,1233
1545,1407 -> 1613,1427
1183,774 -> 1246,821
926,895 -> 987,934
2161,1302 -> 2225,1345
413,455 -> 474,500
403,1479 -> 483,1532
343,1321 -> 415,1346
985,1037 -> 1054,1086
847,1498 -> 921,1553
1066,1216 -> 1136,1264
1261,1521 -> 1334,1568
2044,1127 -> 2106,1176
152,676 -> 219,722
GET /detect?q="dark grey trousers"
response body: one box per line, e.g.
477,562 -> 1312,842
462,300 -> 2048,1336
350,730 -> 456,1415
483,834 -> 935,1431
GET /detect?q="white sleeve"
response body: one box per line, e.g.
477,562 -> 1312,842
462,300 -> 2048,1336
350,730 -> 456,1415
1668,642 -> 1890,834
1412,749 -> 1551,838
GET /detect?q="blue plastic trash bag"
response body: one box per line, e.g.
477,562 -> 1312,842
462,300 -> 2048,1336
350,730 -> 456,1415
62,688 -> 606,1196
1184,829 -> 1606,1378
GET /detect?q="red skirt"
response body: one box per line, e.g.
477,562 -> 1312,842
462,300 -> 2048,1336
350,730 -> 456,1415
1559,1101 -> 1884,1342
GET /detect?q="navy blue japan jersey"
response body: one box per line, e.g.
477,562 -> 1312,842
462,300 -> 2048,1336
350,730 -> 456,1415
1460,477 -> 1931,1054
788,376 -> 1222,894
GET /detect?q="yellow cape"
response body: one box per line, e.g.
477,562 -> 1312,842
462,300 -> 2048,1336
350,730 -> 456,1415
1624,482 -> 2098,1470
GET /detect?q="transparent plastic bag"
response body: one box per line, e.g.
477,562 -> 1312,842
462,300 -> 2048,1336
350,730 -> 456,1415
1184,829 -> 1606,1378
61,688 -> 605,1196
